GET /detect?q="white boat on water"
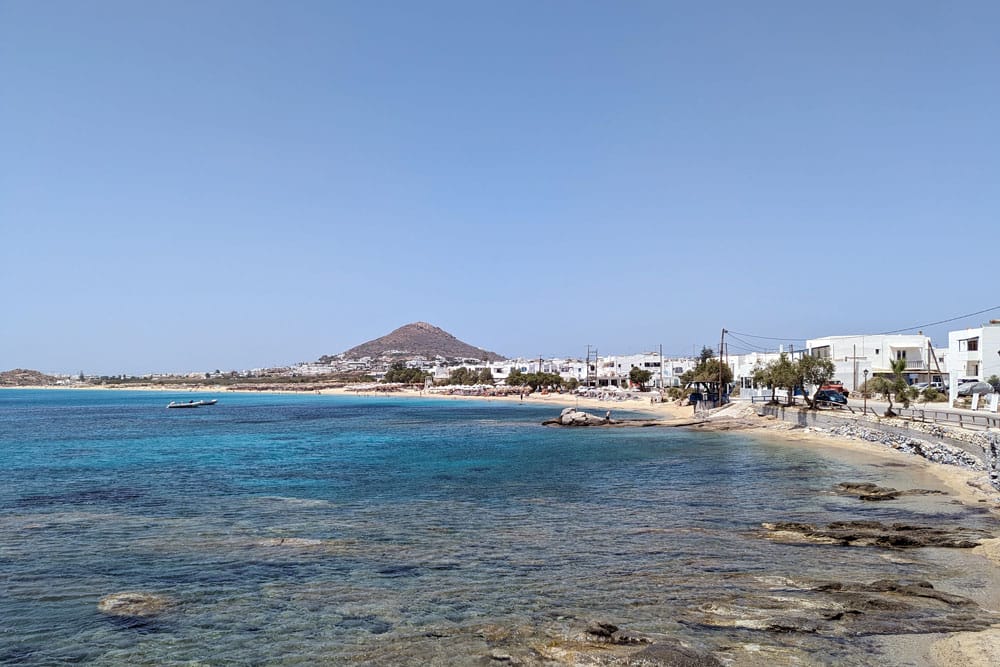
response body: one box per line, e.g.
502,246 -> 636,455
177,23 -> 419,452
167,399 -> 218,409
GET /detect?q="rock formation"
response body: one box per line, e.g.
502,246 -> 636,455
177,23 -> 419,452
761,520 -> 989,549
543,407 -> 611,426
97,591 -> 171,617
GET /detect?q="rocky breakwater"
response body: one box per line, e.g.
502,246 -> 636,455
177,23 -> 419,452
826,422 -> 985,470
543,407 -> 612,427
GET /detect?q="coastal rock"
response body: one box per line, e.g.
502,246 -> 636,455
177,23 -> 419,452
579,621 -> 652,646
97,591 -> 171,617
833,482 -> 946,502
685,578 -> 998,637
761,520 -> 989,549
543,410 -> 609,427
629,640 -> 722,666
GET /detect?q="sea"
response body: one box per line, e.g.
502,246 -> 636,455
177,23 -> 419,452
1,389 -> 997,665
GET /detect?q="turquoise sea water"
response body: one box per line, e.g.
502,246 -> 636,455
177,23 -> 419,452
1,389 -> 996,665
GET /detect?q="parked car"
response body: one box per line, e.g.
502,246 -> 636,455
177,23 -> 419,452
957,381 -> 995,397
815,389 -> 848,405
820,381 -> 850,397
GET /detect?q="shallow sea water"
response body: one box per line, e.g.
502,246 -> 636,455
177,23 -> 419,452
0,390 -> 996,665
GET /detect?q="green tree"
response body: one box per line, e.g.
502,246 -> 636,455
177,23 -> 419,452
446,367 -> 476,385
506,369 -> 525,386
867,358 -> 912,417
681,358 -> 733,384
384,362 -> 429,384
797,355 -> 836,409
477,368 -> 494,385
868,375 -> 895,415
517,372 -> 563,390
763,353 -> 799,407
890,358 -> 914,410
751,361 -> 777,403
698,346 -> 715,365
629,367 -> 654,391
988,375 -> 1000,393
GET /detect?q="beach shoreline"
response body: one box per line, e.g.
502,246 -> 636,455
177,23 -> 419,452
5,384 -> 999,666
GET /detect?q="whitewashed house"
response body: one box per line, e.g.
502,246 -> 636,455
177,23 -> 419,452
947,322 -> 1000,400
806,334 -> 943,392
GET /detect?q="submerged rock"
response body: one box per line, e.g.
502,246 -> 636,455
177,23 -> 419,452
581,620 -> 652,645
761,520 -> 989,548
630,640 -> 722,666
686,578 -> 998,637
97,591 -> 171,617
833,482 -> 946,502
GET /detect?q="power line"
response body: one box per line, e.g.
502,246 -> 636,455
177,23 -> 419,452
728,303 -> 1000,346
726,330 -> 807,342
725,332 -> 774,353
879,305 -> 1000,335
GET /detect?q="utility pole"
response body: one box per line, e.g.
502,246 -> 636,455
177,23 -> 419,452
927,339 -> 931,386
586,345 -> 597,387
659,343 -> 664,390
719,328 -> 726,406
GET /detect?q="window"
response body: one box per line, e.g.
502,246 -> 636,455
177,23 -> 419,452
958,338 -> 979,352
895,350 -> 907,360
875,348 -> 880,355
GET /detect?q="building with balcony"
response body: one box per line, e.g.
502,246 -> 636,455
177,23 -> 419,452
806,334 -> 945,392
947,321 -> 1000,399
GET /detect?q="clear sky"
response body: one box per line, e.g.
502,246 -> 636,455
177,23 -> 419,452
2,1 -> 999,375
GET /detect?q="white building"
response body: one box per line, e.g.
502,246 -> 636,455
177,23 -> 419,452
729,351 -> 793,393
806,334 -> 944,392
425,353 -> 696,389
947,322 -> 1000,400
588,353 -> 695,389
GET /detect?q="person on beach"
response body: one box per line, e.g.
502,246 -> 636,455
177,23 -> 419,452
605,410 -> 611,422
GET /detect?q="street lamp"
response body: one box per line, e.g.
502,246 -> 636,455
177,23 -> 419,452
863,369 -> 869,415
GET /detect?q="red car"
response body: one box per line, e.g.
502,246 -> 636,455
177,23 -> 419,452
820,381 -> 850,397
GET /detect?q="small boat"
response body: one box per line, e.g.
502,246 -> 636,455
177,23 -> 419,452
167,400 -> 203,409
167,398 -> 219,409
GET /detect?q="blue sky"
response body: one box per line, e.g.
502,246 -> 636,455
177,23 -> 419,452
2,1 -> 998,374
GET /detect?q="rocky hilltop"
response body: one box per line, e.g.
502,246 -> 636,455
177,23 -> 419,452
324,322 -> 505,363
0,368 -> 62,386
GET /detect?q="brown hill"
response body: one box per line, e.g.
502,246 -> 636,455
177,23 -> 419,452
329,322 -> 505,362
0,368 -> 62,386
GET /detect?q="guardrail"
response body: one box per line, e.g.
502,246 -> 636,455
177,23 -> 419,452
894,407 -> 1000,431
750,395 -> 803,405
752,396 -> 1000,431
801,402 -> 1000,431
